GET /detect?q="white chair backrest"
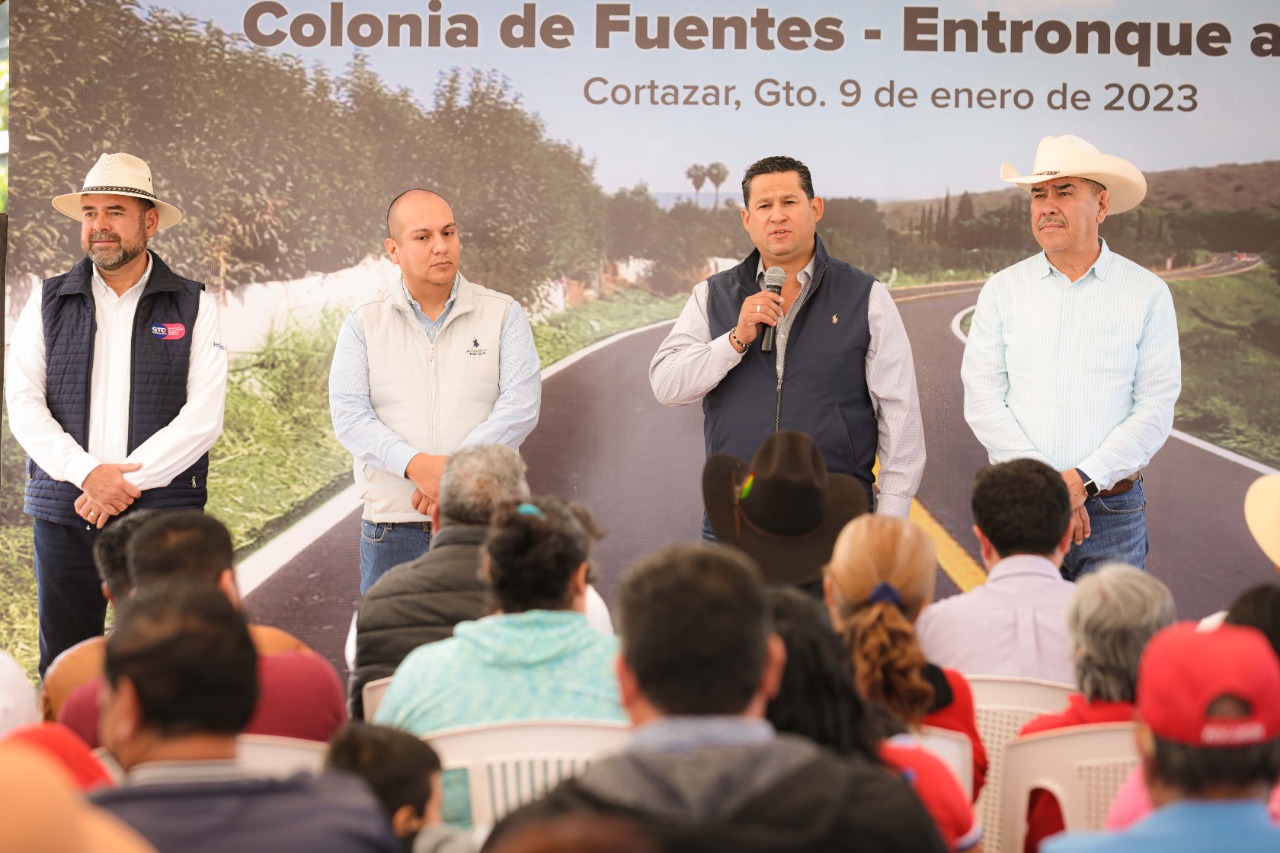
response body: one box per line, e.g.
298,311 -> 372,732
362,676 -> 394,722
999,722 -> 1140,850
969,676 -> 1074,853
236,734 -> 328,778
918,725 -> 975,801
428,720 -> 630,829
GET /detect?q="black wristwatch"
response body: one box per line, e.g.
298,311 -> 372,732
1076,468 -> 1100,499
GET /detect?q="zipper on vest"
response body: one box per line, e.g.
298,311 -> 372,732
191,476 -> 197,488
774,377 -> 783,431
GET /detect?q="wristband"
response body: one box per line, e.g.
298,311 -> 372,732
728,328 -> 746,352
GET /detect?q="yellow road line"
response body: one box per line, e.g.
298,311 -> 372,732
910,499 -> 988,592
873,458 -> 987,592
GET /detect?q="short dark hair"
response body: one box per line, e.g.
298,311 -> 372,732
619,543 -> 769,716
971,459 -> 1072,557
1152,697 -> 1280,795
484,498 -> 589,613
1225,583 -> 1280,661
764,587 -> 879,759
127,510 -> 234,589
104,580 -> 257,737
93,510 -> 158,600
326,723 -> 441,822
741,155 -> 814,206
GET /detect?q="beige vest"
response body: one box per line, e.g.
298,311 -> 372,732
353,274 -> 511,521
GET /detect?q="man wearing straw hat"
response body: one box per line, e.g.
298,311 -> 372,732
5,152 -> 227,676
962,135 -> 1181,581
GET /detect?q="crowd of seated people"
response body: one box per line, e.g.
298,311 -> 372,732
1,443 -> 1278,853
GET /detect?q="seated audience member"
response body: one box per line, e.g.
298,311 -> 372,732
484,543 -> 949,853
1107,582 -> 1280,829
824,514 -> 989,796
42,510 -> 155,721
59,511 -> 345,746
1245,472 -> 1280,572
916,459 -> 1076,683
703,430 -> 868,596
375,498 -> 624,824
1044,622 -> 1280,852
765,587 -> 981,852
1020,563 -> 1176,852
484,816 -> 662,853
326,723 -> 472,853
2,722 -> 114,790
0,743 -> 155,853
353,445 -> 613,719
90,581 -> 397,853
0,650 -> 38,736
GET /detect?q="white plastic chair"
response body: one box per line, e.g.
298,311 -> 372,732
998,722 -> 1140,850
362,676 -> 393,722
918,725 -> 975,801
427,720 -> 630,828
968,676 -> 1074,853
236,733 -> 328,777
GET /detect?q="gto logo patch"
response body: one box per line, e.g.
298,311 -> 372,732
467,337 -> 487,356
151,323 -> 187,340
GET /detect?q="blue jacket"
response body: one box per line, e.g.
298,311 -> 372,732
25,252 -> 210,526
704,235 -> 878,495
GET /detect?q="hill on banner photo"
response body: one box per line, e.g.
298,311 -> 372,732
2,0 -> 1278,677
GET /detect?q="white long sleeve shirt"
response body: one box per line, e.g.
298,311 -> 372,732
5,253 -> 228,492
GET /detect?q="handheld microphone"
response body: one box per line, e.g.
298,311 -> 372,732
760,266 -> 785,354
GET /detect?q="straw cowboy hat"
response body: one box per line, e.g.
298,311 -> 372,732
703,430 -> 868,586
1245,473 -> 1280,570
1001,134 -> 1147,214
52,152 -> 183,228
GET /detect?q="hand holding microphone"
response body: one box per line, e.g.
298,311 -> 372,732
731,266 -> 786,353
760,266 -> 785,354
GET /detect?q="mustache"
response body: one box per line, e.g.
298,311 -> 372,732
1037,216 -> 1066,229
88,231 -> 120,242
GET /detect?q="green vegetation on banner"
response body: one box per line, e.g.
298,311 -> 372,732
1168,263 -> 1280,470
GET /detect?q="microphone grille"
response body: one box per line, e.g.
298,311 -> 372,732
764,266 -> 786,290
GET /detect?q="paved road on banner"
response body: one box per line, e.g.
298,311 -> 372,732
246,256 -> 1276,676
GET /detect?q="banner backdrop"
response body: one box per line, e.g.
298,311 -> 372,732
4,0 -> 1279,673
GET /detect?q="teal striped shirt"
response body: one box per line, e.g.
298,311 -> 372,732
961,240 -> 1181,490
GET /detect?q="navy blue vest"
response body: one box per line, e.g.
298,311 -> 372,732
704,235 -> 879,496
25,253 -> 210,526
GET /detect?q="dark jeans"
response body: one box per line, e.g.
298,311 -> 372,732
1060,480 -> 1149,582
33,518 -> 107,678
358,520 -> 432,594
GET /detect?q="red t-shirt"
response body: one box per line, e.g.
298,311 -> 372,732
881,735 -> 982,851
1018,692 -> 1136,852
60,650 -> 347,748
922,665 -> 989,798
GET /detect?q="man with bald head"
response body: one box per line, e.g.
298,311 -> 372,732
330,189 -> 541,592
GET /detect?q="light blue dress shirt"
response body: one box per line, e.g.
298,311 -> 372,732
329,275 -> 541,479
961,240 -> 1181,490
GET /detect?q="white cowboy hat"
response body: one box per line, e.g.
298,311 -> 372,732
52,152 -> 183,228
1000,134 -> 1147,214
1245,473 -> 1280,570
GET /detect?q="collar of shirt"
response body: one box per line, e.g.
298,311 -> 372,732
629,715 -> 774,754
755,256 -> 816,292
986,553 -> 1069,584
401,274 -> 460,341
91,251 -> 154,299
124,758 -> 246,787
1036,238 -> 1114,286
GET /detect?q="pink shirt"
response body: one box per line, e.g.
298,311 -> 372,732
1106,766 -> 1280,829
916,555 -> 1075,685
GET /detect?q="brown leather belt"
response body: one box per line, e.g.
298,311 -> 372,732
1096,475 -> 1141,499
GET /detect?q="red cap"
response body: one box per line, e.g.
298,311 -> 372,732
1138,623 -> 1280,747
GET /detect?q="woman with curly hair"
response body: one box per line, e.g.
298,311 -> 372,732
824,514 -> 988,797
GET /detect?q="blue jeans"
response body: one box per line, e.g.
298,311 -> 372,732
1060,480 -> 1148,582
358,520 -> 432,594
33,518 -> 107,677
